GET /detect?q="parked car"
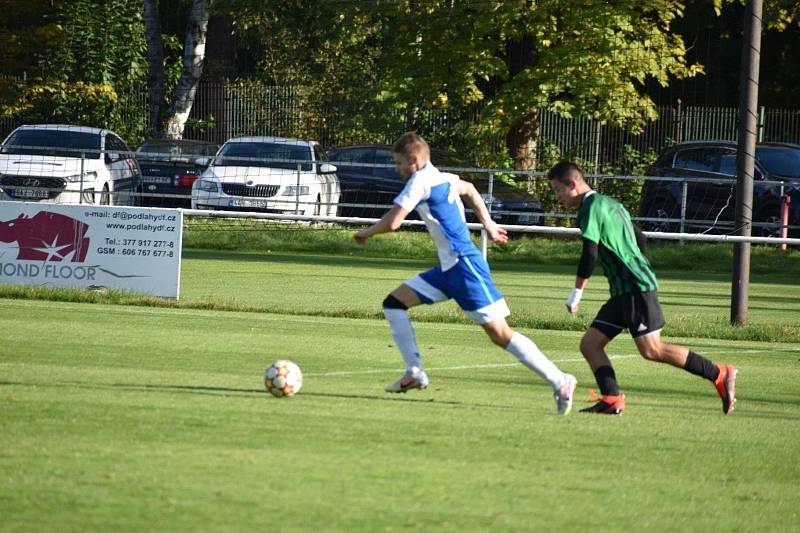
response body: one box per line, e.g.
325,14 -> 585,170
192,136 -> 340,216
0,124 -> 140,206
135,139 -> 218,208
639,140 -> 800,236
327,144 -> 543,225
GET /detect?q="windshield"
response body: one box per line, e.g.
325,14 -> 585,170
756,146 -> 800,179
138,141 -> 218,157
215,142 -> 312,171
1,129 -> 101,159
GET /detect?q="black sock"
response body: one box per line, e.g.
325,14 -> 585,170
594,365 -> 620,396
684,351 -> 720,381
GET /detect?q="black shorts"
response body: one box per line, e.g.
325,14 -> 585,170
591,291 -> 665,340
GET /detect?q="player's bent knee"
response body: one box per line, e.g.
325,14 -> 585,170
484,324 -> 513,347
638,346 -> 662,361
383,294 -> 408,310
579,337 -> 598,356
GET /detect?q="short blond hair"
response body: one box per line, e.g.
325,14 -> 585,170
392,132 -> 430,159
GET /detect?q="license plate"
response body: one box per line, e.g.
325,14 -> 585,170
143,175 -> 172,184
515,214 -> 540,224
230,198 -> 268,208
16,188 -> 49,199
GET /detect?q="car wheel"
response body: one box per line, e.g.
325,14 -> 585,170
100,184 -> 111,206
641,199 -> 678,232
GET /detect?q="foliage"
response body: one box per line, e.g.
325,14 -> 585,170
223,1 -> 700,169
359,1 -> 700,168
1,0 -> 149,144
715,0 -> 800,30
1,79 -> 118,125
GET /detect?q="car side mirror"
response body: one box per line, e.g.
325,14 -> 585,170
318,163 -> 337,174
105,152 -> 121,164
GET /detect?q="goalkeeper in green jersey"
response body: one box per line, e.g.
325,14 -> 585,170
548,161 -> 737,415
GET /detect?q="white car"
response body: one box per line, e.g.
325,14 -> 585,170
0,124 -> 140,205
191,136 -> 340,216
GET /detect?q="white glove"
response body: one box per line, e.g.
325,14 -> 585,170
566,287 -> 583,312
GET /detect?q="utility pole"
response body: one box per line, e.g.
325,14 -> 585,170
731,0 -> 763,325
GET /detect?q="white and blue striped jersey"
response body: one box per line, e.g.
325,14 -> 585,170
393,163 -> 478,271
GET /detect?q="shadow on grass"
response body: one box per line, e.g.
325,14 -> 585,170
182,248 -> 800,285
0,380 -> 523,411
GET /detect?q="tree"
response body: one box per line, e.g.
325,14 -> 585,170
361,1 -> 702,171
1,0 -> 148,142
144,0 -> 214,139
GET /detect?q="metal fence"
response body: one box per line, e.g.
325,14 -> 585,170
4,80 -> 800,171
0,140 -> 796,242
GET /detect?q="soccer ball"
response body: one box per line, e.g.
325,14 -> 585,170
264,359 -> 303,397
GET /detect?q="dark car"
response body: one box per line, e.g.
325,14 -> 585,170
135,139 -> 219,207
327,144 -> 543,225
639,140 -> 800,236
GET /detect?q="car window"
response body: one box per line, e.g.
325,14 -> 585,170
375,149 -> 394,166
138,141 -> 218,157
756,146 -> 800,179
313,145 -> 328,163
718,151 -> 737,177
1,129 -> 101,159
674,148 -> 719,173
105,134 -> 130,158
653,150 -> 675,167
215,142 -> 312,171
330,147 -> 374,164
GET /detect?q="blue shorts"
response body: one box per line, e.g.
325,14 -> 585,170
405,254 -> 510,324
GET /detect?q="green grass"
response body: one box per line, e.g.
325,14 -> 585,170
1,299 -> 799,531
2,249 -> 798,342
2,228 -> 798,530
182,219 -> 800,277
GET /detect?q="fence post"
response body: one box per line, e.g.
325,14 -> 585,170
481,172 -> 495,259
79,152 -> 85,205
296,163 -> 301,215
594,120 -> 602,172
758,105 -> 765,142
675,99 -> 683,143
680,179 -> 688,244
780,193 -> 790,251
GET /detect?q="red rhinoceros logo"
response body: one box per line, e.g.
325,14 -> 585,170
0,211 -> 90,262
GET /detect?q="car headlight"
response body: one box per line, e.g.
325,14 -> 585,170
283,185 -> 310,196
195,178 -> 219,192
64,171 -> 97,183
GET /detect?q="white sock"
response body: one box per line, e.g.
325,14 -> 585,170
505,332 -> 565,390
383,308 -> 423,374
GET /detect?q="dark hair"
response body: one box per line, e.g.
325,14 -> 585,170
392,132 -> 429,159
548,160 -> 585,185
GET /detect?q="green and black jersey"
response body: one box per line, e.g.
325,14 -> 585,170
577,191 -> 658,297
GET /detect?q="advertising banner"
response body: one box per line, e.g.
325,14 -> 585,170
0,201 -> 182,298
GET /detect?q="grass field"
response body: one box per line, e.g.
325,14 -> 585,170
2,242 -> 800,531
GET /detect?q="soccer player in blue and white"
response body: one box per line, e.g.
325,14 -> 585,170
354,133 -> 577,415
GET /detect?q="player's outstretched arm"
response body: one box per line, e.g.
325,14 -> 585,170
567,276 -> 590,315
456,179 -> 508,244
567,237 -> 597,314
354,204 -> 409,245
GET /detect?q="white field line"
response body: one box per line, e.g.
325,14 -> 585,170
305,346 -> 800,378
305,354 -> 638,377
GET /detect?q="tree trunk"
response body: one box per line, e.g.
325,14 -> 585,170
505,23 -> 539,175
506,109 -> 539,170
163,0 -> 213,139
143,0 -> 165,137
